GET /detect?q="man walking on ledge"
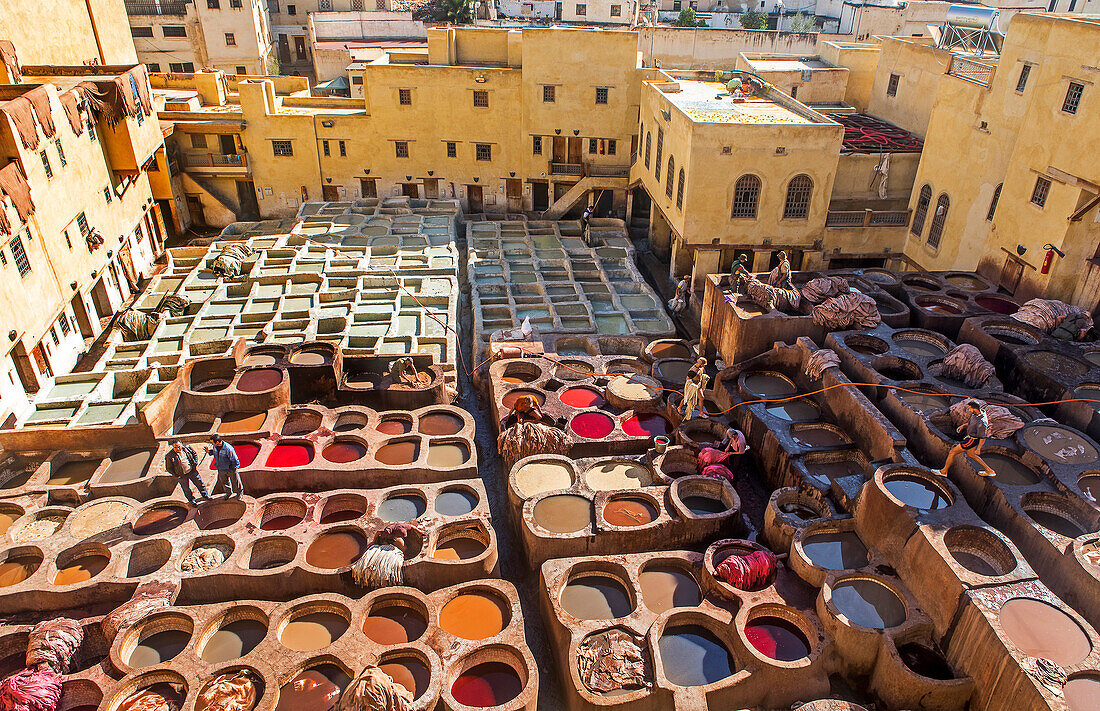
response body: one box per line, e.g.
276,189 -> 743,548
207,434 -> 243,498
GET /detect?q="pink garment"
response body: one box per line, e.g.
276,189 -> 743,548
0,667 -> 62,711
701,464 -> 735,482
697,447 -> 731,467
715,550 -> 778,591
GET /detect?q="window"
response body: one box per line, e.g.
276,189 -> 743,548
1031,176 -> 1052,207
10,235 -> 29,277
665,157 -> 676,198
77,212 -> 89,237
287,4 -> 296,13
886,73 -> 900,97
63,229 -> 72,250
131,26 -> 154,38
146,63 -> 160,72
532,135 -> 542,155
169,62 -> 194,72
987,183 -> 1002,221
782,174 -> 813,219
352,76 -> 363,85
395,141 -> 409,158
927,194 -> 949,248
655,128 -> 663,180
446,141 -> 457,158
49,326 -> 58,346
543,85 -> 555,102
339,140 -> 346,157
225,32 -> 236,46
611,4 -> 621,14
476,143 -> 492,161
676,168 -> 685,210
0,251 -> 6,266
163,25 -> 186,37
589,138 -> 598,154
272,139 -> 293,156
270,0 -> 279,10
911,184 -> 931,236
56,141 -> 66,167
731,175 -> 761,219
230,0 -> 242,6
40,151 -> 52,180
473,90 -> 488,108
673,0 -> 680,8
104,186 -> 112,204
644,132 -> 651,168
207,0 -> 219,7
191,133 -> 208,149
1015,64 -> 1031,92
360,177 -> 376,198
1063,82 -> 1084,114
576,3 -> 586,14
319,0 -> 332,8
235,66 -> 246,75
352,0 -> 363,8
323,140 -> 330,156
59,314 -> 70,336
398,88 -> 411,105
595,87 -> 608,105
608,139 -> 616,155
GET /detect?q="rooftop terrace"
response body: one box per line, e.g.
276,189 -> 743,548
655,78 -> 823,125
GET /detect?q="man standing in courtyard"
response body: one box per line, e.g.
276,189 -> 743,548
206,434 -> 243,498
164,439 -> 210,506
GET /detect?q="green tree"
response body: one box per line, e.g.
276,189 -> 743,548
675,7 -> 706,26
413,0 -> 472,23
739,9 -> 767,29
790,11 -> 816,32
265,54 -> 280,76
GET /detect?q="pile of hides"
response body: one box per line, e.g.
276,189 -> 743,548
194,670 -> 259,711
801,276 -> 850,305
666,293 -> 688,314
497,421 -> 569,469
715,549 -> 778,591
811,293 -> 881,330
743,274 -> 800,312
337,664 -> 412,711
114,684 -> 184,711
180,546 -> 227,574
940,344 -> 995,388
576,628 -> 649,695
102,581 -> 177,642
697,447 -> 735,483
159,295 -> 190,317
0,163 -> 34,236
0,618 -> 83,711
1013,298 -> 1095,340
26,619 -> 83,673
948,399 -> 1025,440
119,309 -> 160,341
352,523 -> 420,589
210,243 -> 253,278
0,668 -> 61,711
804,349 -> 840,380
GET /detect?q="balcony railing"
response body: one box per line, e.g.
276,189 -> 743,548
550,162 -> 583,176
588,164 -> 630,178
124,0 -> 190,15
181,153 -> 248,170
947,56 -> 995,87
825,209 -> 910,228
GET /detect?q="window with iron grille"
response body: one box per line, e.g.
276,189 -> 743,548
611,4 -> 621,15
132,26 -> 154,38
1031,176 -> 1052,207
532,136 -> 542,155
319,0 -> 332,8
911,184 -> 931,236
607,139 -> 616,155
163,25 -> 186,37
169,62 -> 194,73
104,186 -> 112,204
399,88 -> 411,105
50,326 -> 58,345
676,168 -> 685,210
339,140 -> 346,157
0,251 -> 6,266
1063,82 -> 1084,114
207,0 -> 220,8
783,174 -> 813,219
446,142 -> 456,158
272,140 -> 293,156
360,178 -> 376,197
665,157 -> 675,198
86,114 -> 96,140
1015,64 -> 1031,92
225,33 -> 236,46
731,175 -> 761,219
576,3 -> 586,13
10,234 -> 30,277
927,194 -> 949,248
473,91 -> 488,108
63,229 -> 72,249
543,85 -> 555,102
40,151 -> 52,179
230,0 -> 242,7
351,0 -> 363,8
323,140 -> 330,156
146,63 -> 160,72
56,141 -> 66,167
886,73 -> 900,97
595,87 -> 608,104
644,132 -> 650,168
654,128 -> 663,180
59,314 -> 70,336
476,143 -> 491,161
987,183 -> 1002,221
395,141 -> 409,158
589,138 -> 598,154
77,212 -> 89,237
191,133 -> 207,149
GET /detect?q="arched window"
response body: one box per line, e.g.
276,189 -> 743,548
731,175 -> 761,219
782,174 -> 813,219
676,168 -> 685,210
644,132 -> 651,169
911,184 -> 932,236
986,183 -> 1002,221
666,156 -> 675,198
655,128 -> 664,180
927,194 -> 949,248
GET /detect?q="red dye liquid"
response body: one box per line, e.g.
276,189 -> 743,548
261,515 -> 303,531
322,442 -> 367,463
975,295 -> 1019,315
560,387 -> 605,408
266,444 -> 313,468
208,443 -> 260,470
570,412 -> 614,439
451,662 -> 523,708
236,368 -> 283,392
319,508 -> 362,524
622,414 -> 672,437
744,617 -> 811,661
377,419 -> 412,435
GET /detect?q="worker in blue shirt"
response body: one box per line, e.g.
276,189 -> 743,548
205,434 -> 243,498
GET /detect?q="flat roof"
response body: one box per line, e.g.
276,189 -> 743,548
661,80 -> 815,125
747,58 -> 835,72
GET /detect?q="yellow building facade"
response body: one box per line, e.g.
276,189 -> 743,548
128,0 -> 274,76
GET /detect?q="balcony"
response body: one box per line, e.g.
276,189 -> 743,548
550,162 -> 583,176
180,152 -> 249,175
825,209 -> 910,228
549,163 -> 630,178
124,0 -> 190,15
947,56 -> 995,88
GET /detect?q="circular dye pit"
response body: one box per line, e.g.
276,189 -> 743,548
658,626 -> 734,687
451,662 -> 523,708
898,643 -> 953,680
133,506 -> 188,536
555,360 -> 594,381
745,617 -> 811,662
998,598 -> 1091,666
651,342 -> 692,360
982,453 -> 1041,486
236,368 -> 283,392
427,443 -> 469,468
514,461 -> 574,498
945,527 -> 1016,577
743,373 -> 798,399
802,531 -> 869,570
436,489 -> 477,516
53,553 -> 109,585
570,412 -> 614,439
1022,425 -> 1099,465
275,669 -> 341,709
975,295 -> 1019,314
376,418 -> 412,435
559,387 -> 605,409
766,401 -> 820,422
1024,350 -> 1090,378
128,629 -> 191,668
259,510 -> 304,531
420,412 -> 464,435
1079,474 -> 1100,502
0,556 -> 40,587
376,441 -> 420,466
279,612 -> 348,651
440,592 -> 506,640
321,441 -> 366,463
501,369 -> 537,384
0,509 -> 18,536
218,411 -> 267,433
242,351 -> 279,367
1025,507 -> 1090,538
266,443 -> 313,468
640,566 -> 700,613
656,359 -> 692,383
607,375 -> 661,402
207,443 -> 259,470
895,390 -> 948,413
290,348 -> 331,365
192,377 -> 231,393
501,389 -> 545,411
678,492 -> 727,515
584,461 -> 651,491
47,459 -> 100,486
377,494 -> 426,523
791,427 -> 850,449
532,495 -> 591,534
118,683 -> 186,711
100,450 -> 155,483
830,579 -> 905,629
914,296 -> 961,314
894,337 -> 946,358
380,656 -> 429,700
622,413 -> 672,438
1077,385 -> 1100,413
845,336 -> 889,356
432,535 -> 486,560
282,412 -> 321,435
779,501 -> 823,521
1064,675 -> 1100,711
363,604 -> 427,644
883,474 -> 952,510
560,575 -> 633,620
305,531 -> 367,569
602,497 -> 658,527
945,274 -> 985,290
200,618 -> 267,663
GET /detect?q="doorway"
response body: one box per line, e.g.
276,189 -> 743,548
294,36 -> 307,61
531,181 -> 548,211
552,136 -> 566,163
467,185 -> 483,212
401,183 -> 419,198
506,179 -> 522,212
237,181 -> 260,219
423,178 -> 439,199
70,293 -> 94,338
567,137 -> 582,164
322,184 -> 340,201
278,35 -> 291,64
186,195 -> 206,226
219,134 -> 236,154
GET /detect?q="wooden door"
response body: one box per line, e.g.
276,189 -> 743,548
506,179 -> 522,212
402,183 -> 419,198
186,195 -> 205,226
552,136 -> 566,163
567,137 -> 582,164
467,185 -> 483,212
322,184 -> 339,201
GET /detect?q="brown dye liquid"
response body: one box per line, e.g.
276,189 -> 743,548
432,536 -> 484,560
100,450 -> 154,483
282,414 -> 321,435
651,342 -> 691,360
279,612 -> 348,651
306,532 -> 366,568
561,576 -> 633,620
439,593 -> 505,640
950,550 -> 1001,577
243,353 -> 278,366
201,618 -> 268,663
237,368 -> 283,392
639,567 -> 700,613
261,514 -> 303,531
0,511 -> 17,535
362,606 -> 427,644
53,555 -> 109,585
792,428 -> 849,448
656,360 -> 692,383
219,411 -> 267,432
275,670 -> 341,711
419,412 -> 463,435
602,498 -> 658,527
896,339 -> 945,357
1027,509 -> 1087,538
376,419 -> 411,435
133,507 -> 188,536
896,391 -> 947,413
118,683 -> 185,711
1022,426 -> 1099,465
426,443 -> 468,467
533,495 -> 591,533
379,658 -> 429,699
0,559 -> 35,587
501,389 -> 545,410
780,502 -> 821,520
376,441 -> 419,465
898,643 -> 954,680
743,373 -> 797,398
501,375 -> 531,384
319,507 -> 362,524
998,598 -> 1092,666
290,350 -> 329,365
982,454 -> 1040,486
128,629 -> 191,667
47,459 -> 100,486
1024,350 -> 1090,377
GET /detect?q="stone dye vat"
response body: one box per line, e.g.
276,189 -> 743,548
893,270 -> 1019,340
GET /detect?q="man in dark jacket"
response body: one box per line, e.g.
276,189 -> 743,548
206,434 -> 243,498
164,440 -> 210,506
